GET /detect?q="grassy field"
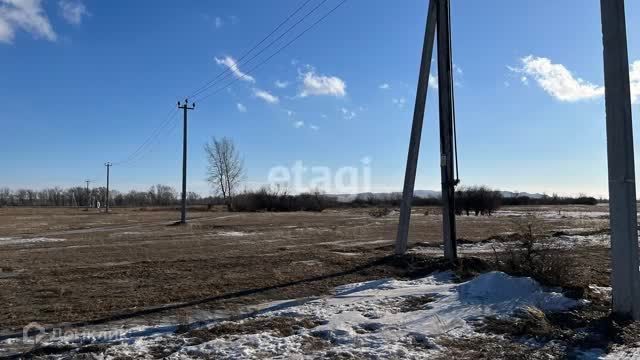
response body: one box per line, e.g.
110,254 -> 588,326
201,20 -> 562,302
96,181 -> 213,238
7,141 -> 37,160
0,205 -> 612,334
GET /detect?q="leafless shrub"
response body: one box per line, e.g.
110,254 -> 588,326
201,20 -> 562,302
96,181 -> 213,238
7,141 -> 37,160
232,186 -> 328,212
494,216 -> 577,287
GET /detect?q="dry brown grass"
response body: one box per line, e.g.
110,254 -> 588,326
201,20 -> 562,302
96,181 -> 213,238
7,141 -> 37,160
0,205 -> 610,333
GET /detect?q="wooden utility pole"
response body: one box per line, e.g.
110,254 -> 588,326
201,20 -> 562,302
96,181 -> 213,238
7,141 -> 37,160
178,99 -> 195,224
396,0 -> 437,255
104,163 -> 112,213
600,0 -> 640,319
396,0 -> 458,262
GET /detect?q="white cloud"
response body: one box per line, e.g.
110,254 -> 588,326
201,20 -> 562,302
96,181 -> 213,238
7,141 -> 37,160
379,83 -> 390,90
58,0 -> 88,25
214,55 -> 255,83
0,0 -> 56,43
236,103 -> 247,112
214,16 -> 223,28
512,55 -> 604,102
275,80 -> 289,88
253,88 -> 279,104
293,120 -> 304,128
299,70 -> 346,97
520,76 -> 529,86
309,124 -> 319,131
428,74 -> 438,89
392,97 -> 407,109
630,60 -> 640,104
341,107 -> 356,120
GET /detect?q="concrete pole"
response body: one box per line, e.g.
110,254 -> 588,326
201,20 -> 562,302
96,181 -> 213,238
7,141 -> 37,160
105,162 -> 111,213
178,99 -> 195,224
395,0 -> 437,255
436,0 -> 457,262
600,0 -> 640,319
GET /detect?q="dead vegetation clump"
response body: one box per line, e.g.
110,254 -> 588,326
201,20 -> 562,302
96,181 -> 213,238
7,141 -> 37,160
187,316 -> 322,341
368,207 -> 391,218
435,334 -> 566,360
478,306 -> 556,339
491,217 -> 580,289
397,294 -> 436,313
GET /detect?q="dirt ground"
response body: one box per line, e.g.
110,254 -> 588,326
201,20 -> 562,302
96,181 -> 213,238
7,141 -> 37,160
0,205 -> 611,335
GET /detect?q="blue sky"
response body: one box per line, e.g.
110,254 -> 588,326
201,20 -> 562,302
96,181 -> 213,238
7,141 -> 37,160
1,0 -> 639,197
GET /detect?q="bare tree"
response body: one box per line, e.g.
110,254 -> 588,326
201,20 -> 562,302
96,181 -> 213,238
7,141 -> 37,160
204,137 -> 244,210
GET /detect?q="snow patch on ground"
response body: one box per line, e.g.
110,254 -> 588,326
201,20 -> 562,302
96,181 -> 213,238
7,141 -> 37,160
13,271 -> 579,358
494,210 -> 610,219
216,231 -> 253,237
0,237 -> 65,246
411,233 -> 611,255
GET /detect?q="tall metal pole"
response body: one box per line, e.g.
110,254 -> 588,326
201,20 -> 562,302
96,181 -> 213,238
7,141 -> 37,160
436,0 -> 457,262
104,162 -> 112,213
600,0 -> 640,320
178,99 -> 195,224
395,0 -> 437,255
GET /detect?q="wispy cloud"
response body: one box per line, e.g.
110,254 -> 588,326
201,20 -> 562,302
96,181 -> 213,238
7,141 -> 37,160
214,55 -> 255,83
275,80 -> 289,89
253,88 -> 279,104
379,83 -> 390,90
341,107 -> 356,120
392,97 -> 407,109
293,120 -> 304,128
236,103 -> 247,112
510,55 -> 604,102
0,0 -> 56,43
214,16 -> 223,28
630,60 -> 640,104
299,69 -> 346,97
58,0 -> 88,25
428,74 -> 438,89
309,124 -> 319,131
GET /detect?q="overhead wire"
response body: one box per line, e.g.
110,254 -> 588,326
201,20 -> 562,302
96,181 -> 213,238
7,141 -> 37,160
194,0 -> 348,103
110,0 -> 331,168
187,0 -> 317,99
189,0 -> 332,100
106,0 -> 348,172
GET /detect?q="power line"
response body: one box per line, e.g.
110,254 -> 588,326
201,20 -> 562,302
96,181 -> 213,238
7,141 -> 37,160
112,108 -> 179,166
187,0 -> 317,99
189,0 -> 332,99
194,0 -> 348,103
118,116 -> 181,169
111,0 -> 318,168
107,0 -> 348,173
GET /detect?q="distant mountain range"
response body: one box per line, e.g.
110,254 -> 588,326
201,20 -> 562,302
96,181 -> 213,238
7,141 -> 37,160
329,190 -> 545,203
